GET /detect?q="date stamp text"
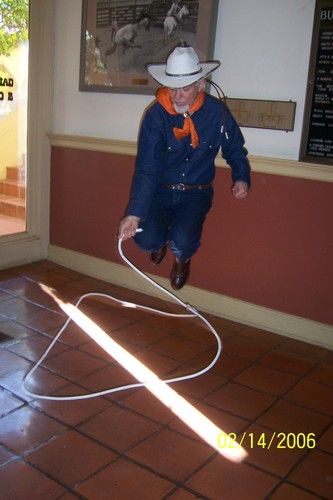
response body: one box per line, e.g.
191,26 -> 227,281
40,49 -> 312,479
218,432 -> 316,450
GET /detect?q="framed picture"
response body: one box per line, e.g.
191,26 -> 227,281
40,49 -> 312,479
79,0 -> 219,94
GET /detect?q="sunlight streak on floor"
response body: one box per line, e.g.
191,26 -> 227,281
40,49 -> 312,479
42,284 -> 248,463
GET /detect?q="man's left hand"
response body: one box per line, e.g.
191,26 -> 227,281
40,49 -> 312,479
232,180 -> 249,199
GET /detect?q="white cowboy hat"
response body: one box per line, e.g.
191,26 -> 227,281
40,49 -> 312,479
147,46 -> 220,88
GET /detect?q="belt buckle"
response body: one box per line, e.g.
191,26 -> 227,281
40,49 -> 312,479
178,183 -> 186,191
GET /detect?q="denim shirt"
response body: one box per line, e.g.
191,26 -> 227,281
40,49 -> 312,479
126,93 -> 251,220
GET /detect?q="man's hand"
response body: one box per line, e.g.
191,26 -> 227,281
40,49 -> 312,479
118,215 -> 140,240
232,180 -> 249,199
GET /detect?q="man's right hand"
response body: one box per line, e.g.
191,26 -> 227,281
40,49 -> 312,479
118,215 -> 140,240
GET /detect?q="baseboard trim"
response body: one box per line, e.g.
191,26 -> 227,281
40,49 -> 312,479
0,235 -> 48,270
48,245 -> 333,350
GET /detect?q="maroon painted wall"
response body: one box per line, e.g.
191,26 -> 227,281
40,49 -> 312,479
50,146 -> 333,325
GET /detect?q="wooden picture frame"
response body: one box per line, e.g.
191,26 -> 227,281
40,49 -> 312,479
79,0 -> 219,95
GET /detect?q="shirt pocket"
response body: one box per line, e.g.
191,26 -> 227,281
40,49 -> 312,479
196,138 -> 221,154
194,139 -> 221,160
166,135 -> 183,153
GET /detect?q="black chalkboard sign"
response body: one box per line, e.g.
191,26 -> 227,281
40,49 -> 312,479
300,0 -> 333,164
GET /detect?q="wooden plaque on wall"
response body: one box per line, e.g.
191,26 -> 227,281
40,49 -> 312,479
225,98 -> 296,132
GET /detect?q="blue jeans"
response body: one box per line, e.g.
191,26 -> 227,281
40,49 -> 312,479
134,186 -> 213,262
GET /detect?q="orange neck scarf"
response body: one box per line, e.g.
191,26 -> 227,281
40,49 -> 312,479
156,87 -> 205,148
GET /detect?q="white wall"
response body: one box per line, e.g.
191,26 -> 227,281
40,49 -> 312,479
52,0 -> 316,160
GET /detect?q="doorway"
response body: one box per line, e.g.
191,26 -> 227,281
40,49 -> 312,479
0,0 -> 29,236
0,0 -> 54,269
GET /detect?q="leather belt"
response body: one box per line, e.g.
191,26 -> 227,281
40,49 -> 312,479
163,182 -> 212,191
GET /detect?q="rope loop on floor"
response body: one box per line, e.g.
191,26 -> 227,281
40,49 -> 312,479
22,235 -> 222,401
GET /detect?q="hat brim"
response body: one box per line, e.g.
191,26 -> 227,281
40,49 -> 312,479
147,60 -> 220,88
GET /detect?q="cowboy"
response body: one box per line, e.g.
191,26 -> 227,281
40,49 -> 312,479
118,46 -> 250,290
167,0 -> 182,19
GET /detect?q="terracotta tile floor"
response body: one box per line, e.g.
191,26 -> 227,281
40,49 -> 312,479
0,260 -> 332,499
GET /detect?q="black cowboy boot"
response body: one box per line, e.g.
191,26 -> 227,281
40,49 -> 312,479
150,243 -> 168,265
170,257 -> 190,290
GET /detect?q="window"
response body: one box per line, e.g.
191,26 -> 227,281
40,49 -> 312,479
0,0 -> 29,236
